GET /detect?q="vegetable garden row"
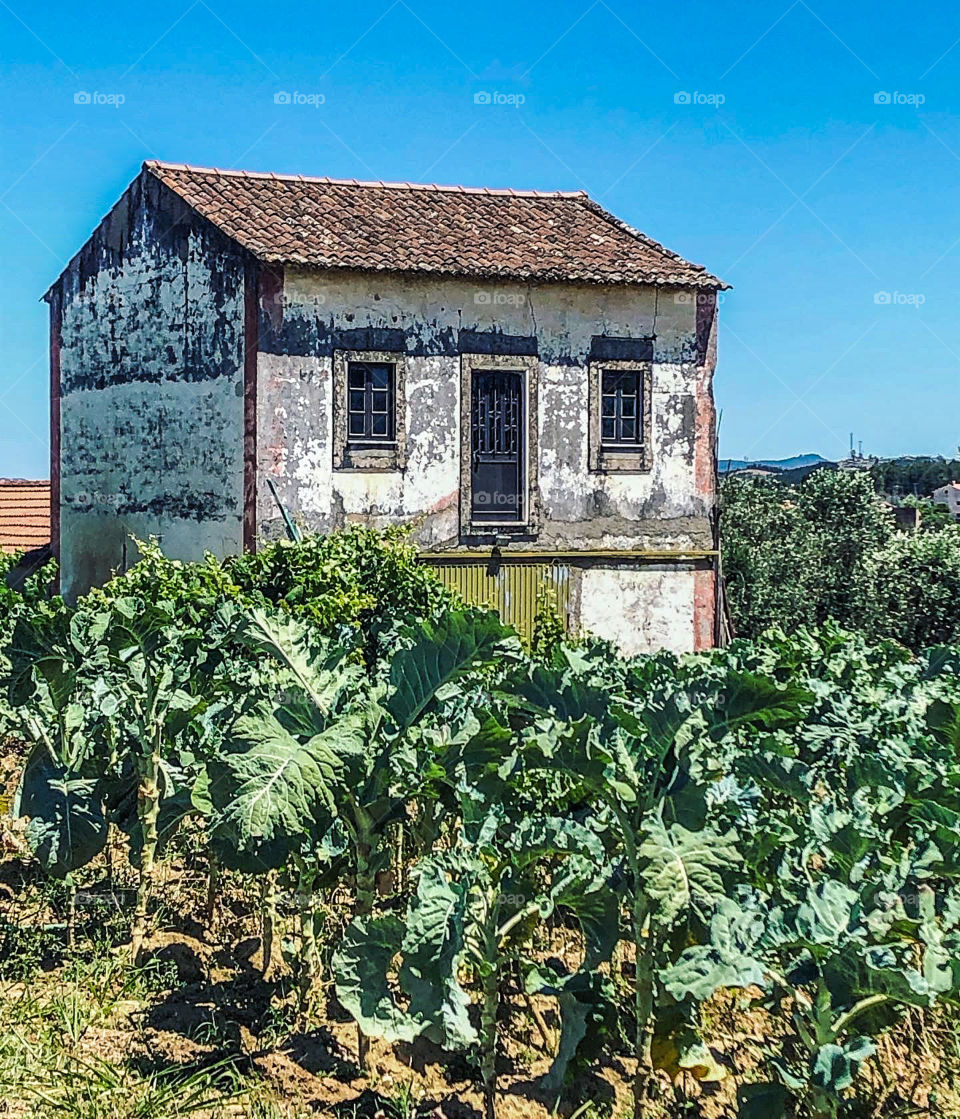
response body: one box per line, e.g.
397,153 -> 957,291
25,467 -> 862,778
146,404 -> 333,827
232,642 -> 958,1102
3,529 -> 960,1119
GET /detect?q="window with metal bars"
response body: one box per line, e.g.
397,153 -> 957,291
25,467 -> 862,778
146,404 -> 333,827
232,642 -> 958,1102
600,369 -> 644,449
472,371 -> 521,458
347,361 -> 395,443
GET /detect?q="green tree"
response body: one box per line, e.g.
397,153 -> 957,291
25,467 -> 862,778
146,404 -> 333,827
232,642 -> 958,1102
721,471 -> 896,641
799,470 -> 893,624
719,477 -> 820,636
868,526 -> 960,649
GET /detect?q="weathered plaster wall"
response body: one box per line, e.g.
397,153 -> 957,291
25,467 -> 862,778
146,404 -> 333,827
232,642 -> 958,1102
51,173 -> 247,599
254,267 -> 718,654
579,565 -> 697,656
255,268 -> 716,552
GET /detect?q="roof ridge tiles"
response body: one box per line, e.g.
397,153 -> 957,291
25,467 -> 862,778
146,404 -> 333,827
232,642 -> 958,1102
142,160 -> 589,198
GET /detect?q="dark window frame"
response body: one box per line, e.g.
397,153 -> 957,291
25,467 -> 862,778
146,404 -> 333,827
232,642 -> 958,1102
601,368 -> 645,450
333,349 -> 406,472
588,360 -> 653,473
347,359 -> 396,446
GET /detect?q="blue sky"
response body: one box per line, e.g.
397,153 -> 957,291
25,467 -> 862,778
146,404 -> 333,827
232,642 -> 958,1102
2,0 -> 959,477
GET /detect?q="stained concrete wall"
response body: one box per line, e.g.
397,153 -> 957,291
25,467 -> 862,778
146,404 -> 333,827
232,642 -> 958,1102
579,565 -> 697,655
254,267 -> 718,655
50,172 -> 247,599
255,268 -> 716,551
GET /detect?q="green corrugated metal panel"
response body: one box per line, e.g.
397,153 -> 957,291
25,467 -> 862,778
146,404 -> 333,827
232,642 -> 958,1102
429,561 -> 571,642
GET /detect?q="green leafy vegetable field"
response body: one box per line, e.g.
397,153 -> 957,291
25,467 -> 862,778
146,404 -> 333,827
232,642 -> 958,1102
4,531 -> 960,1119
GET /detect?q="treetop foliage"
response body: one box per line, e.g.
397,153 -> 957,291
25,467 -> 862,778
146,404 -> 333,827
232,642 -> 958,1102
721,469 -> 960,651
871,455 -> 960,498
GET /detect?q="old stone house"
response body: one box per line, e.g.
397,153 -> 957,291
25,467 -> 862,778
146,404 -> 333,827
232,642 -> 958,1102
45,160 -> 727,653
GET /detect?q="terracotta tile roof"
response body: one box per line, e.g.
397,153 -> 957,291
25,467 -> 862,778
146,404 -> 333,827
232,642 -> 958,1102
0,480 -> 50,555
144,161 -> 726,289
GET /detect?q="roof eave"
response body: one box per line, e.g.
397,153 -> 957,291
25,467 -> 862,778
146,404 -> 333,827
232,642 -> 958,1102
578,196 -> 729,289
255,254 -> 730,290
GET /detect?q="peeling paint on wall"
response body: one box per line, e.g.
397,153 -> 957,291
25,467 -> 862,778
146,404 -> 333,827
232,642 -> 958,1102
49,171 -> 247,599
47,183 -> 720,652
256,268 -> 715,553
579,566 -> 697,655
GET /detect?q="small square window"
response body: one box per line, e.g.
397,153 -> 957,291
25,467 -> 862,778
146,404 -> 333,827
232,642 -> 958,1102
347,361 -> 396,444
601,369 -> 644,449
589,361 -> 651,474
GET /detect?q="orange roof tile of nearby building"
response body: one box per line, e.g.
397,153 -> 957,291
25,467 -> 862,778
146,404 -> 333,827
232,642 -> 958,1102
142,160 -> 728,289
0,480 -> 51,555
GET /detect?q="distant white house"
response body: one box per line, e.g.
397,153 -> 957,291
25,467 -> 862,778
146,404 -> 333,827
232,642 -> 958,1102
932,482 -> 960,519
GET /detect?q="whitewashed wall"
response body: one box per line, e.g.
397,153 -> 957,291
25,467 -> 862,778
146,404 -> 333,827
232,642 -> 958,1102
256,268 -> 713,552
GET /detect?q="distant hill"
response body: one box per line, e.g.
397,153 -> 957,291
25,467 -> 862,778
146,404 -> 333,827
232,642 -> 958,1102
872,456 -> 960,498
719,454 -> 829,473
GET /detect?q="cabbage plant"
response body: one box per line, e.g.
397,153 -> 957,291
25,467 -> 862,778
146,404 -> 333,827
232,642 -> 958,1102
201,605 -> 520,1060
